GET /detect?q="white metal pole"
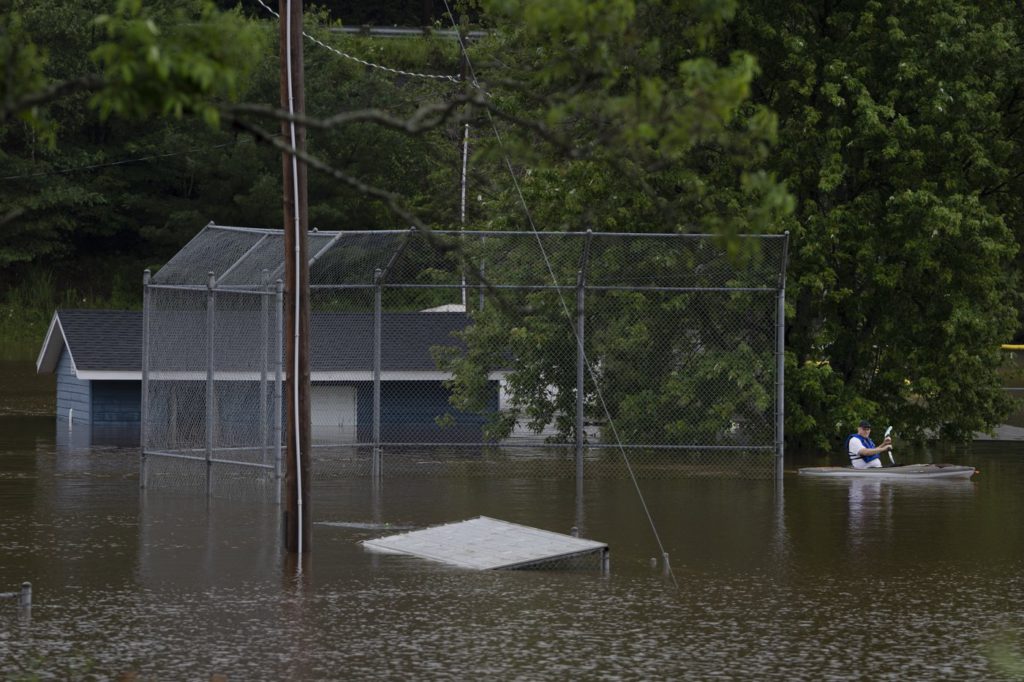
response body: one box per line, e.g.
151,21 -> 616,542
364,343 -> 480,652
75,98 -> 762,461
284,0 -> 305,555
776,232 -> 790,481
373,268 -> 383,479
460,122 -> 470,309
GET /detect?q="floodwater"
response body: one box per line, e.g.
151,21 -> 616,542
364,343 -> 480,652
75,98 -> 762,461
2,359 -> 1024,679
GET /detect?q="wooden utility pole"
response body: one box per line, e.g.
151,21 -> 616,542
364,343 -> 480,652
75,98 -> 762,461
280,0 -> 311,553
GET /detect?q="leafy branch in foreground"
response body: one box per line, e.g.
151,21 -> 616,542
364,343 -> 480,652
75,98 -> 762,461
1,0 -> 264,134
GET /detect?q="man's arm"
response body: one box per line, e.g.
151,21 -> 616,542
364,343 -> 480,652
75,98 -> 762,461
858,437 -> 892,456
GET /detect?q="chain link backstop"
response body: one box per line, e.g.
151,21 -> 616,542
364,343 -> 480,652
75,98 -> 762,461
141,224 -> 788,490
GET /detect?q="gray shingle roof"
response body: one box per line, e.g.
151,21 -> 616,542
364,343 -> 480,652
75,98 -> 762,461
313,312 -> 469,372
58,310 -> 142,372
51,309 -> 470,373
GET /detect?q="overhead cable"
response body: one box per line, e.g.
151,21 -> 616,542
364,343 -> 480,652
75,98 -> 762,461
255,0 -> 461,83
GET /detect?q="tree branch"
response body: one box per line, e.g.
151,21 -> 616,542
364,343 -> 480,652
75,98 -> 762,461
227,115 -> 429,229
1,74 -> 105,122
225,114 -> 528,314
0,206 -> 24,229
223,89 -> 580,158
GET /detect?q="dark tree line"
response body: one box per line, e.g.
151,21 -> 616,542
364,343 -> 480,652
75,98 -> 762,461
3,0 -> 1021,448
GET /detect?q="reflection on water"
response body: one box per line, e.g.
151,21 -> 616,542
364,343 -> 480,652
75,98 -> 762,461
2,409 -> 1024,676
843,477 -> 982,563
846,478 -> 892,551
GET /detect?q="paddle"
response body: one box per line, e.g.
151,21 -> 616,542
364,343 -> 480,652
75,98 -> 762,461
884,425 -> 895,465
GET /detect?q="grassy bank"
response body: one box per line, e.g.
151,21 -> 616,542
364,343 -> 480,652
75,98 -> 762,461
0,271 -> 141,360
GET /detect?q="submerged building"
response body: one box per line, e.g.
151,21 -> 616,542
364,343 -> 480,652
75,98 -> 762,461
36,308 -> 497,445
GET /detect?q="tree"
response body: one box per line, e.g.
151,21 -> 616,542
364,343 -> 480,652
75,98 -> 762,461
733,0 -> 1023,449
438,0 -> 1024,451
1,0 -> 267,285
433,0 -> 793,445
0,0 -> 463,299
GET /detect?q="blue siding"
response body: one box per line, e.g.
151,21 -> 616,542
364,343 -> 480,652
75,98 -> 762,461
56,348 -> 140,429
91,381 -> 141,423
56,350 -> 90,424
351,380 -> 499,443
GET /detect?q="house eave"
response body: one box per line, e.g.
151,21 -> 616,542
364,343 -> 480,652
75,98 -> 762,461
36,312 -> 73,375
76,371 -> 143,381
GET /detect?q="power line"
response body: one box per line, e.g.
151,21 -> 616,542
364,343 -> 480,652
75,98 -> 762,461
1,139 -> 255,181
439,0 -> 682,590
255,0 -> 461,83
330,26 -> 489,41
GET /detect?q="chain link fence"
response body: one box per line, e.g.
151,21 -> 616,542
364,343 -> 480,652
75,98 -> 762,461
141,224 -> 788,490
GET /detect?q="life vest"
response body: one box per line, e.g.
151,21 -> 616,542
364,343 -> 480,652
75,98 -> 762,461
845,434 -> 878,463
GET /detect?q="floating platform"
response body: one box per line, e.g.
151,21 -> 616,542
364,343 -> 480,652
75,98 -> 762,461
362,516 -> 609,571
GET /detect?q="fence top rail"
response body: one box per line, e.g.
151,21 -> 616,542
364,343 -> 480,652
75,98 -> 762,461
205,224 -> 789,241
150,223 -> 789,289
303,283 -> 780,293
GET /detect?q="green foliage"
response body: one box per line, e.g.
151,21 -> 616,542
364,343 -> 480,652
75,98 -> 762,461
439,0 -> 1023,450
0,10 -> 53,143
467,0 -> 792,239
734,0 -> 1023,449
2,0 -> 1022,450
0,0 -> 463,339
434,1 -> 792,443
0,269 -> 141,349
0,0 -> 269,290
89,0 -> 266,125
1,0 -> 265,134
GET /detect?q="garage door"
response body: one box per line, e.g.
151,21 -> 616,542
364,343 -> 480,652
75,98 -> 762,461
311,384 -> 357,443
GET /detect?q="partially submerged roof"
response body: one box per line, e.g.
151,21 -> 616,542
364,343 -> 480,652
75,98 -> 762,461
314,312 -> 469,373
362,516 -> 609,570
36,310 -> 142,378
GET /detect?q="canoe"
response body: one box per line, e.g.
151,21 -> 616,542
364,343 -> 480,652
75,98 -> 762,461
798,463 -> 977,480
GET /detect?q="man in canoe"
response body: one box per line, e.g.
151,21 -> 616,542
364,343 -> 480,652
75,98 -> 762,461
846,420 -> 892,468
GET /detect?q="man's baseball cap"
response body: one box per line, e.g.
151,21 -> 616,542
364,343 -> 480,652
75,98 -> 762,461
859,420 -> 872,429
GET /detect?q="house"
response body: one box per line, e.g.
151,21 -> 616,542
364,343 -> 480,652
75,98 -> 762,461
37,308 -> 500,445
36,310 -> 143,429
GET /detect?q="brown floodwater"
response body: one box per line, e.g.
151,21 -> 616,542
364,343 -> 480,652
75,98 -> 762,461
1,358 -> 1023,679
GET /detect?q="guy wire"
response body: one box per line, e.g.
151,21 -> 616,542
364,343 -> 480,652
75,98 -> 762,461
440,0 -> 680,590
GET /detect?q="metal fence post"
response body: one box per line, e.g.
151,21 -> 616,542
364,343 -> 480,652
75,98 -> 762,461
576,230 -> 592,487
261,270 -> 270,469
275,279 -> 284,503
206,272 -> 216,492
576,272 -> 586,486
137,228 -> 789,489
776,286 -> 785,480
776,232 -> 790,481
373,268 -> 383,480
140,269 -> 151,489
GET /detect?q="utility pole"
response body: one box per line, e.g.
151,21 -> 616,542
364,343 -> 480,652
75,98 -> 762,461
280,0 -> 311,554
273,10 -> 484,554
